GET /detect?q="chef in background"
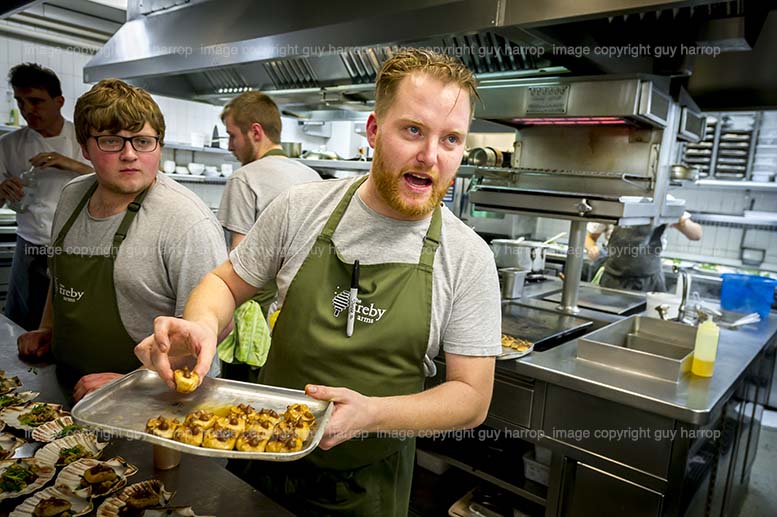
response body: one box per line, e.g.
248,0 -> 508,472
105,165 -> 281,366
585,209 -> 702,292
136,48 -> 501,516
17,79 -> 226,401
0,63 -> 93,331
217,92 -> 320,381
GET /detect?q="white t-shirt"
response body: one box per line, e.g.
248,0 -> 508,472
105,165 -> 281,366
0,122 -> 88,245
231,177 -> 503,377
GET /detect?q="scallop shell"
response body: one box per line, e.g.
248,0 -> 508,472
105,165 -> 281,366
34,432 -> 108,467
9,485 -> 92,517
0,432 -> 25,460
56,456 -> 138,499
1,402 -> 69,431
0,373 -> 22,395
96,480 -> 175,517
0,391 -> 39,410
0,458 -> 56,501
31,416 -> 92,443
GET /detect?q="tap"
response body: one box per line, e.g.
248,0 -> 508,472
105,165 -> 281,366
673,266 -> 692,323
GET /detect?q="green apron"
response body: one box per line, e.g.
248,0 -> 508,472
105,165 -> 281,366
247,176 -> 441,516
220,147 -> 286,381
50,181 -> 147,380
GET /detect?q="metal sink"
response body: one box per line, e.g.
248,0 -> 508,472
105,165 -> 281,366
577,316 -> 697,382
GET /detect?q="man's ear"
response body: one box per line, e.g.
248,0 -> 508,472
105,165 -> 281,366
55,96 -> 65,110
248,122 -> 264,143
365,113 -> 378,148
80,144 -> 90,162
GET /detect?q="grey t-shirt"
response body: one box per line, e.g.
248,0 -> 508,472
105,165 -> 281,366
231,177 -> 502,376
218,156 -> 321,235
51,173 -> 228,343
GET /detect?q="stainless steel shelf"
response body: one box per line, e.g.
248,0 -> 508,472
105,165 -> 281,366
297,159 -> 371,171
685,179 -> 777,191
165,142 -> 231,154
164,172 -> 227,184
690,213 -> 777,228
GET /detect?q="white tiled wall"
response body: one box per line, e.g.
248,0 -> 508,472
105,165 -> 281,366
0,34 -> 225,143
666,185 -> 777,269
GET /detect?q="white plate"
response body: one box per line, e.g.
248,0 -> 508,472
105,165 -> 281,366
9,485 -> 92,517
0,458 -> 56,501
56,456 -> 138,500
34,432 -> 108,467
31,416 -> 90,443
0,402 -> 68,431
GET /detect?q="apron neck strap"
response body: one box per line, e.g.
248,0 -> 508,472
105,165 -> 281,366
53,180 -> 98,248
321,175 -> 368,239
261,147 -> 286,158
111,186 -> 151,257
419,207 -> 442,268
320,175 -> 443,268
51,179 -> 152,257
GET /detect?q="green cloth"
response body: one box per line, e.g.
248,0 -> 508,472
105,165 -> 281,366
217,298 -> 271,367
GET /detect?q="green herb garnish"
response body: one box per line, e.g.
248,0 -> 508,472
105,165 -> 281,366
0,462 -> 36,492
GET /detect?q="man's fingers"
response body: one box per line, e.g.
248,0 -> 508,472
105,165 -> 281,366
35,343 -> 50,358
150,346 -> 175,389
305,384 -> 348,402
153,317 -> 174,353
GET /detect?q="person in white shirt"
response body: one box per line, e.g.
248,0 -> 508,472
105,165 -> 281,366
0,63 -> 93,330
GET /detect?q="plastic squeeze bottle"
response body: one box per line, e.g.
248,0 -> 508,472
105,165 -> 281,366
691,320 -> 720,377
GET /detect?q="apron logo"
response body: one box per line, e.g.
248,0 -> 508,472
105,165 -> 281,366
56,282 -> 85,303
331,289 -> 387,324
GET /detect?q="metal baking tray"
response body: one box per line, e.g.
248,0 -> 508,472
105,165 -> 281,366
71,370 -> 333,461
501,303 -> 593,352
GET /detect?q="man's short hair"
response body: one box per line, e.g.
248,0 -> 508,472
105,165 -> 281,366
8,63 -> 62,98
221,91 -> 282,144
73,79 -> 166,146
374,48 -> 478,119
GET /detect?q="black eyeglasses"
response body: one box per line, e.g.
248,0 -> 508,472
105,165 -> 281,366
90,135 -> 161,153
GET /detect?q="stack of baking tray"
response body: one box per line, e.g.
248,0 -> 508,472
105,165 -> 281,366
715,113 -> 756,179
683,116 -> 716,177
501,304 -> 592,353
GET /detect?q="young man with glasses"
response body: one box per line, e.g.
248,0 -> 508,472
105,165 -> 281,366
17,79 -> 226,402
0,63 -> 94,331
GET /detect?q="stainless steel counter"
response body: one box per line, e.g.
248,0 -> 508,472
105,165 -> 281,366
499,279 -> 777,425
0,315 -> 291,517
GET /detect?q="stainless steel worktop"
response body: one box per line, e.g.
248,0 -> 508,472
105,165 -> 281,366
0,315 -> 291,517
499,278 -> 777,425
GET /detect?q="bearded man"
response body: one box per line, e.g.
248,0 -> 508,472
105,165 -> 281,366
135,48 -> 501,517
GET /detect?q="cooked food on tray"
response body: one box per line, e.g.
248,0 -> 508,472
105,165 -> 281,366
172,425 -> 203,447
202,426 -> 237,450
501,334 -> 533,353
173,367 -> 199,394
146,403 -> 317,454
145,416 -> 180,439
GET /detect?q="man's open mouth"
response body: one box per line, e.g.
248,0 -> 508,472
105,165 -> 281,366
403,172 -> 433,189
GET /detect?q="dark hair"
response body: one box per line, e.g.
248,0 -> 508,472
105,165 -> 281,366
8,63 -> 62,98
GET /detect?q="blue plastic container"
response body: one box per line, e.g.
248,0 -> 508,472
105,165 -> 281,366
721,274 -> 777,319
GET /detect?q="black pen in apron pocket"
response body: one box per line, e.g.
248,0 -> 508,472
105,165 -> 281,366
346,260 -> 359,337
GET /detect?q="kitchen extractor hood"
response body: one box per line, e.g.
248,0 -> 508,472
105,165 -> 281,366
84,0 -> 740,112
